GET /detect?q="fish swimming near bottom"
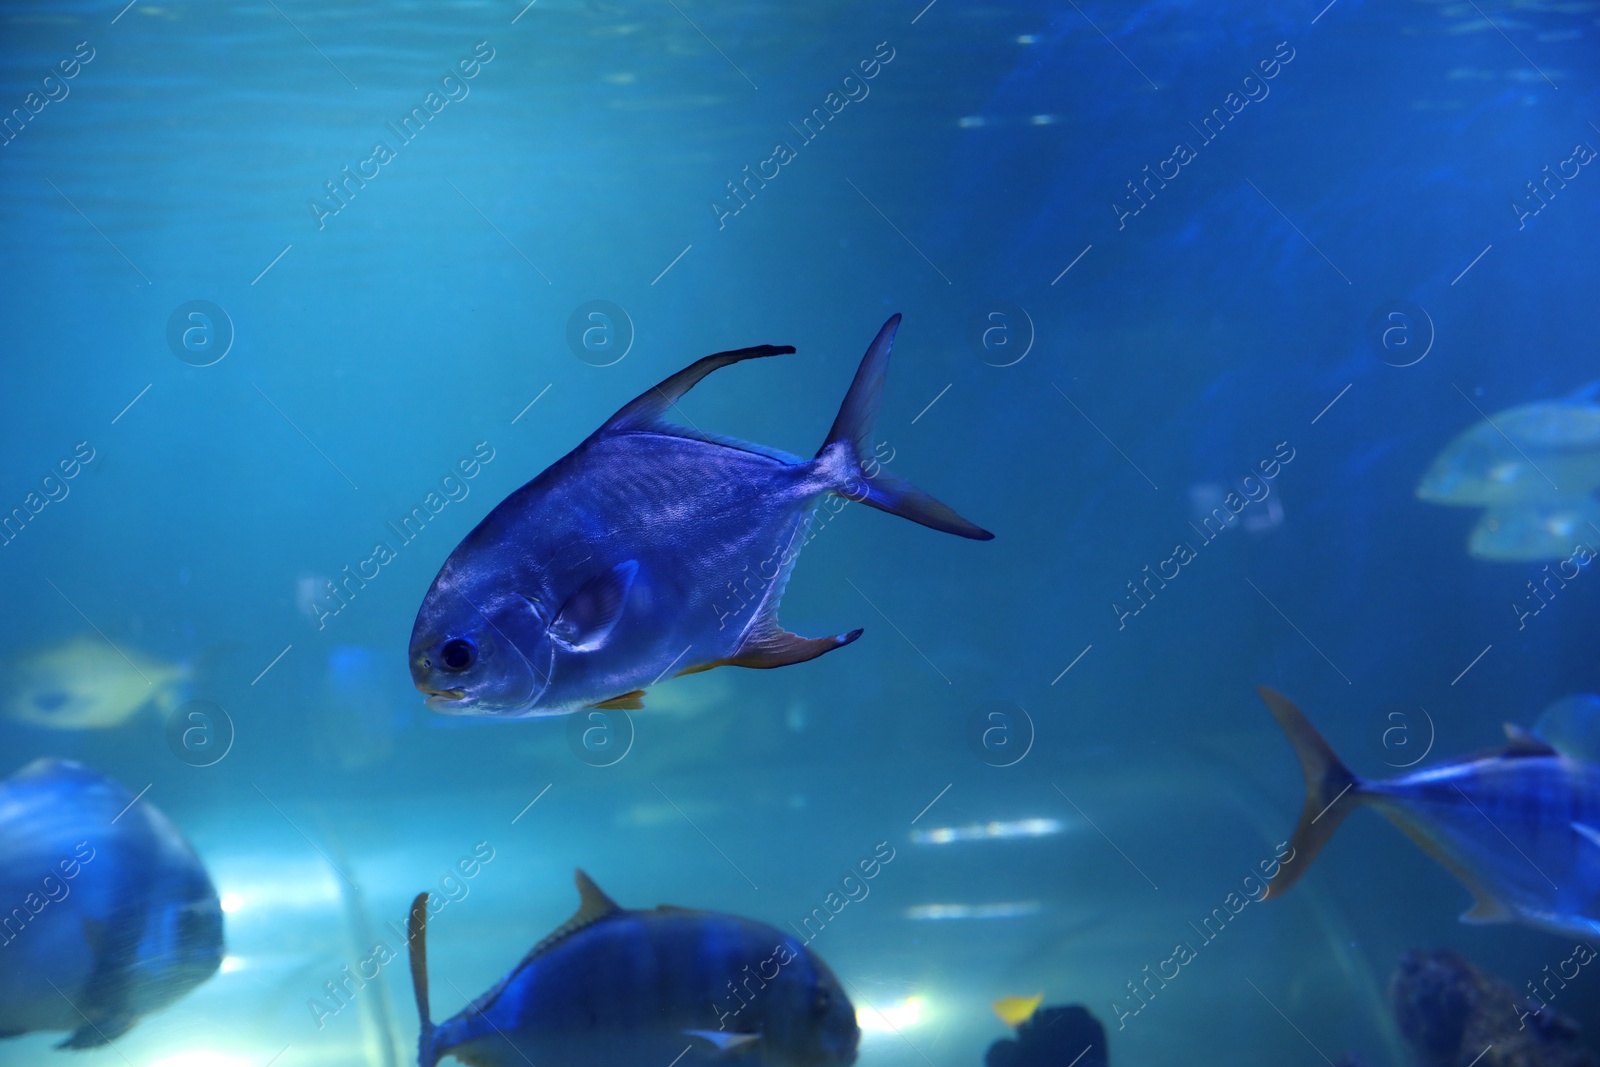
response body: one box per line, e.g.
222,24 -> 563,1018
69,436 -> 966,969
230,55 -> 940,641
0,759 -> 223,1047
1259,687 -> 1600,939
408,870 -> 859,1067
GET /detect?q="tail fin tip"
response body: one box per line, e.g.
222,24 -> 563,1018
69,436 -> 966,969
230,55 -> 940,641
821,315 -> 994,541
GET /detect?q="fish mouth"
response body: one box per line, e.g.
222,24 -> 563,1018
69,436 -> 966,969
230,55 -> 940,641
421,687 -> 468,710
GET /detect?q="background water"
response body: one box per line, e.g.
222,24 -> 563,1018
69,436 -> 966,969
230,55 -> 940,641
2,0 -> 1599,1063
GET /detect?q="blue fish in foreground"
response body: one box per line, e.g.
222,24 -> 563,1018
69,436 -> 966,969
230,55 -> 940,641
1260,687 -> 1600,937
0,759 -> 223,1047
408,870 -> 859,1067
409,315 -> 992,717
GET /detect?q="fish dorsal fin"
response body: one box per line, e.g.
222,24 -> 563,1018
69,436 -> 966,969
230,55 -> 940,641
460,871 -> 626,1022
522,870 -> 623,964
1502,723 -> 1560,757
587,690 -> 645,711
679,620 -> 863,676
603,344 -> 795,434
551,561 -> 637,653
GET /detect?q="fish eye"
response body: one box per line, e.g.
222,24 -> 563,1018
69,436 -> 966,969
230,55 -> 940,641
812,988 -> 831,1016
439,637 -> 477,673
33,690 -> 69,713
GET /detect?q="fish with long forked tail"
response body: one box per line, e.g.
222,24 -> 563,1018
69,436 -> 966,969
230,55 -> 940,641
409,315 -> 992,717
1259,686 -> 1600,938
407,869 -> 859,1067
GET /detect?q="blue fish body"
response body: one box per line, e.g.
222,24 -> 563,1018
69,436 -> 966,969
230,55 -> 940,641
0,759 -> 223,1047
408,871 -> 859,1067
1260,688 -> 1600,938
409,316 -> 992,717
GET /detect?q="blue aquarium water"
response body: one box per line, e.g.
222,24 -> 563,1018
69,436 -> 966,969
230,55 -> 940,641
2,0 -> 1599,1064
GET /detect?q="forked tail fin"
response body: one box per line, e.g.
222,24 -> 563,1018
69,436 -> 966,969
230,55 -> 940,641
408,892 -> 438,1067
819,314 -> 993,541
1257,687 -> 1364,900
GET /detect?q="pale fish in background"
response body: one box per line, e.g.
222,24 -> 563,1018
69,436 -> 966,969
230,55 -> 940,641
1416,398 -> 1600,507
1259,687 -> 1600,939
1467,496 -> 1600,561
408,869 -> 859,1067
0,759 -> 223,1047
1534,694 -> 1600,765
5,635 -> 188,730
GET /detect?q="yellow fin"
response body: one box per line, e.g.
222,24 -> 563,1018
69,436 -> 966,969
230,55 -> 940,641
587,690 -> 645,711
992,993 -> 1043,1027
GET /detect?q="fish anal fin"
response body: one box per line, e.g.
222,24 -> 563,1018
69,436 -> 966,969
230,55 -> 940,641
605,344 -> 796,433
587,690 -> 645,711
710,624 -> 863,672
685,1029 -> 762,1053
1461,891 -> 1516,925
1502,723 -> 1559,757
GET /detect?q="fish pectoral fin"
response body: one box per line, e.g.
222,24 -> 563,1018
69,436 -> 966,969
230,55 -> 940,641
550,561 -> 638,653
586,690 -> 645,711
683,623 -> 864,675
56,1015 -> 136,1049
684,1029 -> 762,1053
1573,823 -> 1600,850
1460,891 -> 1515,924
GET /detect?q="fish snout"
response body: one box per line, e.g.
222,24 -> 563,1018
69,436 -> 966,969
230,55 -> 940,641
421,687 -> 469,711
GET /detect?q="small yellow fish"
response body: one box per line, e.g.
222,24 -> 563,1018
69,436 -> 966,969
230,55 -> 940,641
6,636 -> 187,730
992,993 -> 1043,1027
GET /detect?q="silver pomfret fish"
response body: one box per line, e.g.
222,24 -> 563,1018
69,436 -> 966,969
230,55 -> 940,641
407,870 -> 859,1067
409,315 -> 991,717
1417,398 -> 1600,507
1260,687 -> 1600,937
0,759 -> 223,1048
